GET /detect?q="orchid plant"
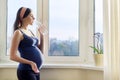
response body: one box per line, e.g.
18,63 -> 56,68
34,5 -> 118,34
90,32 -> 103,54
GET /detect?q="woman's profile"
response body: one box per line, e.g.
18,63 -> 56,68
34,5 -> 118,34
10,7 -> 44,80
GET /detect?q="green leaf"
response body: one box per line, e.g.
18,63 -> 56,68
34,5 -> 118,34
89,46 -> 103,54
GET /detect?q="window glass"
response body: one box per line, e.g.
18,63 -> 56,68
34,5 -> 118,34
95,0 -> 103,33
48,0 -> 79,56
7,0 -> 37,55
94,0 -> 103,53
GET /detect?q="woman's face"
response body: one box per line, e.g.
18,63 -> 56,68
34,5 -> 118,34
25,12 -> 35,25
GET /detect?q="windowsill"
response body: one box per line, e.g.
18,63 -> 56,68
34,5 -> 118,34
43,64 -> 103,71
0,63 -> 103,71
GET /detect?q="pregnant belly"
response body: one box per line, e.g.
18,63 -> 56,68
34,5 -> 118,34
20,47 -> 43,68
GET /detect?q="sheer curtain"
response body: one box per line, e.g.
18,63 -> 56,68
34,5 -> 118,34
103,0 -> 120,80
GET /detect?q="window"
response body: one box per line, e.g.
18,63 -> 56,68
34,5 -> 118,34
43,0 -> 94,63
94,0 -> 103,52
7,0 -> 37,55
95,0 -> 103,33
48,0 -> 79,56
0,0 -> 95,64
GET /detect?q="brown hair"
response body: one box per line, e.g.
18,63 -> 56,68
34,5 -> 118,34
13,7 -> 31,32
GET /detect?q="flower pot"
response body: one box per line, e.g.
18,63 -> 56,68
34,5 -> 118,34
94,54 -> 103,66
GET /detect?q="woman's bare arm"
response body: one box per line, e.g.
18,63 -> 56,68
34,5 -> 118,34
37,32 -> 44,54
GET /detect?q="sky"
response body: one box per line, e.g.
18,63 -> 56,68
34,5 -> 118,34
49,0 -> 79,40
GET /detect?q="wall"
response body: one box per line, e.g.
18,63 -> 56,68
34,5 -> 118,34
41,68 -> 103,80
0,64 -> 103,80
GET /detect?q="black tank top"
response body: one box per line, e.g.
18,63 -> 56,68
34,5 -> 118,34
18,30 -> 43,70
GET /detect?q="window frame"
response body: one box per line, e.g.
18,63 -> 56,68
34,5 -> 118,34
42,0 -> 94,64
0,0 -> 8,63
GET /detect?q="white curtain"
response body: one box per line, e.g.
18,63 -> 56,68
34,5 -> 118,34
103,0 -> 120,80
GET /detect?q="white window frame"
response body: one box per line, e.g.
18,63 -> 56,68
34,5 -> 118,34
0,0 -> 8,63
42,0 -> 94,64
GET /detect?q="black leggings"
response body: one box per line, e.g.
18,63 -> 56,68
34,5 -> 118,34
17,69 -> 40,80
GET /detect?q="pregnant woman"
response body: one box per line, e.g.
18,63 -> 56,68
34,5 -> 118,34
10,7 -> 44,80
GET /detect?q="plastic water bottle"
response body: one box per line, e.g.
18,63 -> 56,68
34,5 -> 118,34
34,20 -> 48,35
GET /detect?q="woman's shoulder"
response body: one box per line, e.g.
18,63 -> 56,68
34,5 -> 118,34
13,29 -> 23,40
14,29 -> 22,35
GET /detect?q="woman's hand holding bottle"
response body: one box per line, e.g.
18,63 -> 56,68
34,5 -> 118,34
35,20 -> 48,35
